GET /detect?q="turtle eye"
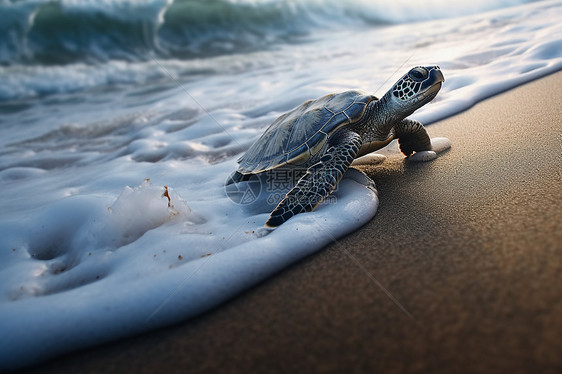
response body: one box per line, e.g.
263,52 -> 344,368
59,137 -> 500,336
409,67 -> 428,81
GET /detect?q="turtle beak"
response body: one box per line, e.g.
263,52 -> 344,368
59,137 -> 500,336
419,66 -> 444,101
420,66 -> 444,96
430,66 -> 445,83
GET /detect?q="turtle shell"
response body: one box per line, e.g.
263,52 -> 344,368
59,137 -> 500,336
238,90 -> 375,174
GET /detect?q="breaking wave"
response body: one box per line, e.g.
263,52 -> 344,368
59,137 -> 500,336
0,0 -> 538,65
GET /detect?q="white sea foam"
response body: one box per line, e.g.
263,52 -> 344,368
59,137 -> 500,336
1,0 -> 561,369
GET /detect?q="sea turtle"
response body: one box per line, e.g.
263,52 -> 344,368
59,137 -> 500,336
228,66 -> 446,227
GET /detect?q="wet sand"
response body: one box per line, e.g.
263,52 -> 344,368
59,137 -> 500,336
20,72 -> 562,373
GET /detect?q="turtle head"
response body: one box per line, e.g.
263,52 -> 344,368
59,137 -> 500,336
385,66 -> 444,119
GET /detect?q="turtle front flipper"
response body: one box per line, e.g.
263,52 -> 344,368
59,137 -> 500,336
394,118 -> 432,157
266,130 -> 362,228
394,119 -> 452,162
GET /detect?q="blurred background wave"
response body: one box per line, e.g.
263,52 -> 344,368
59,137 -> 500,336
0,0 -> 540,65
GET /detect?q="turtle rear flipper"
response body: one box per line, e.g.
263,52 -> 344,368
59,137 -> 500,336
266,131 -> 362,227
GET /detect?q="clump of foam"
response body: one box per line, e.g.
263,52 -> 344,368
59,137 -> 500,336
106,180 -> 201,248
408,137 -> 452,162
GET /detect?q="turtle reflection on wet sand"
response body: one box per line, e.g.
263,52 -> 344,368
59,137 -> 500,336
227,66 -> 450,227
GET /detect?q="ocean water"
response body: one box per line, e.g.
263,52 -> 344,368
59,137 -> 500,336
1,0 -> 561,369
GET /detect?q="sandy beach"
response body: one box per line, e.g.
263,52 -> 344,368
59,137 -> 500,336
19,71 -> 562,374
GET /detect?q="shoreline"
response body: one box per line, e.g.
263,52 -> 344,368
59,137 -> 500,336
20,72 -> 562,373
